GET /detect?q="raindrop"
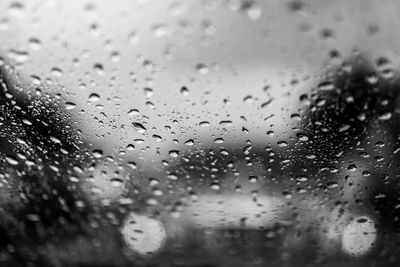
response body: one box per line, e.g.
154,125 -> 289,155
110,51 -> 120,62
5,155 -> 18,165
65,102 -> 77,110
152,24 -> 169,37
92,150 -> 103,158
243,95 -> 254,103
202,20 -> 216,35
378,112 -> 392,121
93,63 -> 104,76
296,133 -> 309,142
50,136 -> 61,144
144,87 -> 154,97
277,141 -> 288,147
143,60 -> 154,72
132,122 -> 147,134
129,31 -> 139,44
249,175 -> 258,183
180,86 -> 189,96
196,63 -> 209,74
241,1 -> 262,20
347,164 -> 357,172
169,150 -> 180,158
152,134 -> 162,142
219,120 -> 233,127
8,49 -> 29,63
317,81 -> 335,91
213,138 -> 224,144
88,93 -> 100,102
28,37 -> 41,51
127,161 -> 137,170
111,178 -> 124,187
338,124 -> 350,132
199,121 -> 210,127
210,183 -> 220,190
185,139 -> 194,146
167,173 -> 178,180
51,67 -> 63,77
220,149 -> 229,155
22,119 -> 32,125
8,1 -> 24,17
128,109 -> 139,116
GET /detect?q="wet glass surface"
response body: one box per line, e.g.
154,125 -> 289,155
1,0 -> 400,266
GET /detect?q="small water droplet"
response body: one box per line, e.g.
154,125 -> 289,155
214,138 -> 224,144
185,139 -> 194,146
88,93 -> 100,102
219,120 -> 233,127
180,86 -> 189,96
347,164 -> 357,172
317,81 -> 335,91
277,141 -> 288,147
5,155 -> 18,165
28,37 -> 41,51
22,119 -> 32,125
378,112 -> 392,121
152,134 -> 162,142
129,31 -> 139,44
51,67 -> 63,77
132,122 -> 147,134
128,109 -> 139,116
339,124 -> 350,132
8,1 -> 24,17
8,49 -> 29,63
144,87 -> 154,97
167,173 -> 178,180
93,63 -> 104,76
196,63 -> 209,74
210,183 -> 220,190
249,175 -> 258,183
199,121 -> 210,127
110,51 -> 120,62
127,161 -> 137,170
296,133 -> 309,141
143,60 -> 154,72
65,102 -> 77,110
152,24 -> 169,37
92,150 -> 103,158
50,136 -> 61,144
169,150 -> 180,158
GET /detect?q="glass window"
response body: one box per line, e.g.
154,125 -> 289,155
0,0 -> 399,266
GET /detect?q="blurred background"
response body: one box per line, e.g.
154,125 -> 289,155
1,0 -> 400,266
